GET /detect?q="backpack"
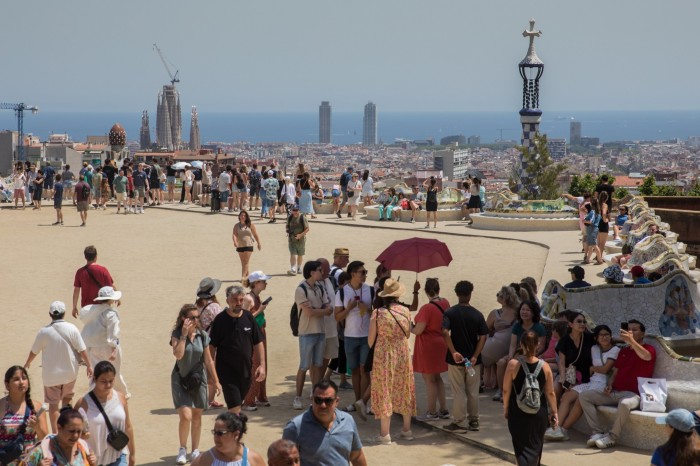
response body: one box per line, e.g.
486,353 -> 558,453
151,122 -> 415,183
329,266 -> 342,291
337,285 -> 375,308
81,183 -> 91,199
515,358 -> 544,414
235,173 -> 245,189
340,172 -> 351,188
290,282 -> 326,336
249,170 -> 261,187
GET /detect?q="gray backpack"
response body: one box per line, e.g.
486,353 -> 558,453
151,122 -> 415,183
516,358 -> 544,414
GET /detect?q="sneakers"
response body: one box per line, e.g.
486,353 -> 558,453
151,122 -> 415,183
492,390 -> 503,402
468,420 -> 480,431
416,412 -> 439,421
438,409 -> 451,419
287,268 -> 296,276
336,212 -> 341,219
296,268 -> 302,274
410,218 -> 415,223
190,450 -> 200,462
594,435 -> 616,449
586,433 -> 606,447
399,430 -> 414,441
339,381 -> 353,390
343,403 -> 356,412
176,447 -> 187,465
242,404 -> 258,411
443,422 -> 468,432
545,427 -> 568,441
368,434 -> 391,445
293,396 -> 303,410
353,400 -> 367,421
256,399 -> 271,407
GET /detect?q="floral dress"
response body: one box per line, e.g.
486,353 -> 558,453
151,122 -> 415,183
370,304 -> 416,418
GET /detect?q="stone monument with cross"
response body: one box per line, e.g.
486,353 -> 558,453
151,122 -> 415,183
516,19 -> 544,194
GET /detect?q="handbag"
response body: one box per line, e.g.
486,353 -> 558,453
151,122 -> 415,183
88,391 -> 130,451
638,378 -> 668,413
176,359 -> 204,392
564,335 -> 584,385
347,190 -> 354,198
0,406 -> 30,465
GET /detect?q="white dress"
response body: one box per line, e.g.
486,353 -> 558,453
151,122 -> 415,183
573,345 -> 620,393
83,389 -> 128,465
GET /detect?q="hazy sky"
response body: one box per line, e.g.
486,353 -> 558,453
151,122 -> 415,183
3,0 -> 700,113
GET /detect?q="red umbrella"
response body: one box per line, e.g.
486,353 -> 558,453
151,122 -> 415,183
375,237 -> 453,273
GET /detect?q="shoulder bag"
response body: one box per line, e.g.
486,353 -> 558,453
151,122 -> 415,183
83,265 -> 104,288
564,335 -> 584,385
88,391 -> 130,451
51,323 -> 86,366
365,306 -> 409,373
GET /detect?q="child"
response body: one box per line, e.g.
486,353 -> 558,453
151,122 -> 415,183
52,174 -> 64,225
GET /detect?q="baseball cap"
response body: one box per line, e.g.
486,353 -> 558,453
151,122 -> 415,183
655,409 -> 695,433
267,170 -> 274,176
291,205 -> 300,211
568,265 -> 585,279
50,301 -> 66,317
247,271 -> 271,283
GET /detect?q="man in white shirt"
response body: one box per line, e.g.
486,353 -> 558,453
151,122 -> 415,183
334,260 -> 374,419
24,301 -> 92,432
218,166 -> 232,208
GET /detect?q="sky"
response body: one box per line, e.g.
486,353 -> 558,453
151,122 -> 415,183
2,0 -> 700,114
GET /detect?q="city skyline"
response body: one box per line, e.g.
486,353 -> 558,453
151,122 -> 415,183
2,1 -> 700,114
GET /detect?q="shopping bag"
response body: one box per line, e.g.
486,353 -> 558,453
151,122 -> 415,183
638,377 -> 667,413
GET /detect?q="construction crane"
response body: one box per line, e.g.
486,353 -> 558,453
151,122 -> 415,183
0,102 -> 39,161
153,43 -> 180,86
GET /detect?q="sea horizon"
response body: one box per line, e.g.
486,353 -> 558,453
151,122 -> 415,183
2,110 -> 700,146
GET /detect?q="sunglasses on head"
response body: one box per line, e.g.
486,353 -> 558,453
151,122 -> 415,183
313,396 -> 336,406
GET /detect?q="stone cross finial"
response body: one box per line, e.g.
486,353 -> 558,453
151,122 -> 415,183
522,19 -> 542,59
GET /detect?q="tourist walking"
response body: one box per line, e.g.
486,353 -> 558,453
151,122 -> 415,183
263,170 -> 279,222
292,261 -> 331,410
74,176 -> 91,226
247,163 -> 261,210
79,286 -> 130,397
72,246 -> 116,318
283,380 -> 367,466
21,408 -> 97,466
62,164 -> 74,200
241,271 -> 272,411
114,168 -> 128,214
0,366 -> 48,463
441,280 -> 488,432
24,301 -> 92,432
74,361 -> 136,466
360,170 -> 373,206
337,166 -> 353,218
423,176 -> 439,228
232,210 -> 262,281
502,331 -> 558,466
347,173 -> 362,220
171,304 -> 221,465
208,286 -> 266,414
132,163 -> 148,213
481,286 -> 519,390
297,172 -> 315,217
367,279 -> 415,444
286,206 -> 309,275
466,177 -> 482,220
194,278 -> 224,409
411,278 -> 450,420
53,174 -> 64,225
191,413 -> 265,466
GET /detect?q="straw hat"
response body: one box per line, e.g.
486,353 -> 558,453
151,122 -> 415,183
378,279 -> 405,298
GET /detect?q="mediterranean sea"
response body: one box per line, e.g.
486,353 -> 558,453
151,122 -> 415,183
2,110 -> 700,146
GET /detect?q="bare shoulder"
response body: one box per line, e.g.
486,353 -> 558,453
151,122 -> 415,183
248,448 -> 266,466
191,449 -> 212,466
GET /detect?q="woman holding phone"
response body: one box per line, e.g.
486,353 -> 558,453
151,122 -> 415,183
241,272 -> 272,411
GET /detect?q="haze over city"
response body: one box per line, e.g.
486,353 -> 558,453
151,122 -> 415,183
3,0 -> 700,113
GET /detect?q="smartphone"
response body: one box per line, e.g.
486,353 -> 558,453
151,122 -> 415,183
621,322 -> 629,331
262,296 -> 272,305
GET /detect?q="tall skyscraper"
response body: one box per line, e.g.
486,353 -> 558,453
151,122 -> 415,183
319,101 -> 331,144
517,19 -> 544,192
570,120 -> 581,145
189,106 -> 200,151
363,101 -> 377,146
139,110 -> 151,149
156,84 -> 181,151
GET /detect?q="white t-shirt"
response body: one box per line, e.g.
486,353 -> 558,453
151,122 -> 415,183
335,283 -> 373,338
30,321 -> 86,387
218,172 -> 231,192
13,174 -> 25,190
589,345 -> 620,385
322,278 -> 338,338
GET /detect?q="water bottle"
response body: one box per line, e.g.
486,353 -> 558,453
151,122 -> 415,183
464,360 -> 476,377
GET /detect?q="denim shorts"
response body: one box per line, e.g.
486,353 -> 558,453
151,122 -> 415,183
298,333 -> 326,370
344,336 -> 369,370
166,176 -> 176,185
220,190 -> 230,202
102,452 -> 127,466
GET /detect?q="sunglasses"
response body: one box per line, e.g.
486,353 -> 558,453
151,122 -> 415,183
211,430 -> 233,437
354,270 -> 368,275
188,315 -> 200,320
313,396 -> 336,406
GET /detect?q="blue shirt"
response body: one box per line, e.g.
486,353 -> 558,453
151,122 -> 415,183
53,182 -> 63,201
651,446 -> 675,465
133,170 -> 147,187
635,277 -> 653,284
283,408 -> 362,466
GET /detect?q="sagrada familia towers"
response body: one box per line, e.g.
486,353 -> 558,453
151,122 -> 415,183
156,84 -> 182,151
189,106 -> 200,151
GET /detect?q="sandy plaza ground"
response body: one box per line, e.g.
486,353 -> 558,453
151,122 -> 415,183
1,203 -> 644,466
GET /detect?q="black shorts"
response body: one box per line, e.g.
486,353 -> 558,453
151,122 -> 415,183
44,179 -> 54,189
221,379 -> 251,409
236,246 -> 254,253
33,187 -> 43,201
598,218 -> 610,233
467,196 -> 481,209
426,201 -> 438,212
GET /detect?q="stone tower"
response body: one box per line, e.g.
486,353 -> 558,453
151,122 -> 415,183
156,84 -> 181,150
517,19 -> 544,193
189,106 -> 200,151
140,110 -> 151,149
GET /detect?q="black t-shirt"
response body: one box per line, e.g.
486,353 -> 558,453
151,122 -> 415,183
209,309 -> 264,383
442,304 -> 489,366
103,165 -> 116,183
193,168 -> 202,181
555,331 -> 594,383
595,183 -> 614,209
166,166 -> 176,177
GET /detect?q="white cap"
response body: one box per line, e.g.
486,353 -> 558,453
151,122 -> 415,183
247,271 -> 271,283
49,301 -> 66,316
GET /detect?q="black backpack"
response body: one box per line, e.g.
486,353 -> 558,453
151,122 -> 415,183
290,282 -> 326,336
81,183 -> 91,199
